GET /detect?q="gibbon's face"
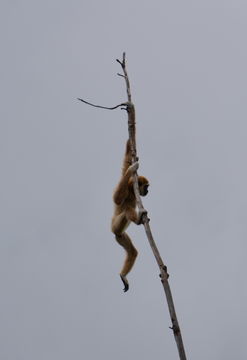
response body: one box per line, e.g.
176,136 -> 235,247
138,176 -> 149,196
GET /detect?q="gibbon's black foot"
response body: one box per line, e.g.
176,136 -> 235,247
120,275 -> 129,292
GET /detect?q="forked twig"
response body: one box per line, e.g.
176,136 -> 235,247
116,53 -> 132,103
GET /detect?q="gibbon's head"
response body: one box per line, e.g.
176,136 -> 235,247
128,176 -> 149,196
138,176 -> 149,196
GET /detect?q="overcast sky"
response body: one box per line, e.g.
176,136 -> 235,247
1,1 -> 247,359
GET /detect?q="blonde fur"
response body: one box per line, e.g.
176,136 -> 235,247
111,140 -> 149,292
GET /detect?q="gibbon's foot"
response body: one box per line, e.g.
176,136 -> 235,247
120,274 -> 129,292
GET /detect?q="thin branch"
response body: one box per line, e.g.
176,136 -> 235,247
117,52 -> 187,360
116,52 -> 132,103
77,98 -> 126,110
117,73 -> 125,78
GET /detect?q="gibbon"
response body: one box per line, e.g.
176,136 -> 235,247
111,139 -> 149,292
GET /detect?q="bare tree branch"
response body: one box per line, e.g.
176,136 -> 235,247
117,52 -> 188,360
77,98 -> 127,110
78,53 -> 188,360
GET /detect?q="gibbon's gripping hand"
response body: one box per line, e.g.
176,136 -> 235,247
120,275 -> 129,292
126,161 -> 139,176
137,209 -> 148,225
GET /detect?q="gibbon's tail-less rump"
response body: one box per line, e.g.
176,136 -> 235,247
111,139 -> 149,292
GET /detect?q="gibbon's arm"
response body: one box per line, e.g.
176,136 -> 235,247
113,176 -> 130,205
113,162 -> 139,205
126,207 -> 148,225
121,139 -> 132,176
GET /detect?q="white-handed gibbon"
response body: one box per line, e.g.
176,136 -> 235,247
111,139 -> 149,292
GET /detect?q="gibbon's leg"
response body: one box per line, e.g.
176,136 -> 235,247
111,213 -> 129,235
115,233 -> 138,292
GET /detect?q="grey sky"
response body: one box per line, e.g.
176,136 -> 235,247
1,1 -> 247,359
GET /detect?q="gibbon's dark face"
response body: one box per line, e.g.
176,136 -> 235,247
142,183 -> 149,196
138,176 -> 149,197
